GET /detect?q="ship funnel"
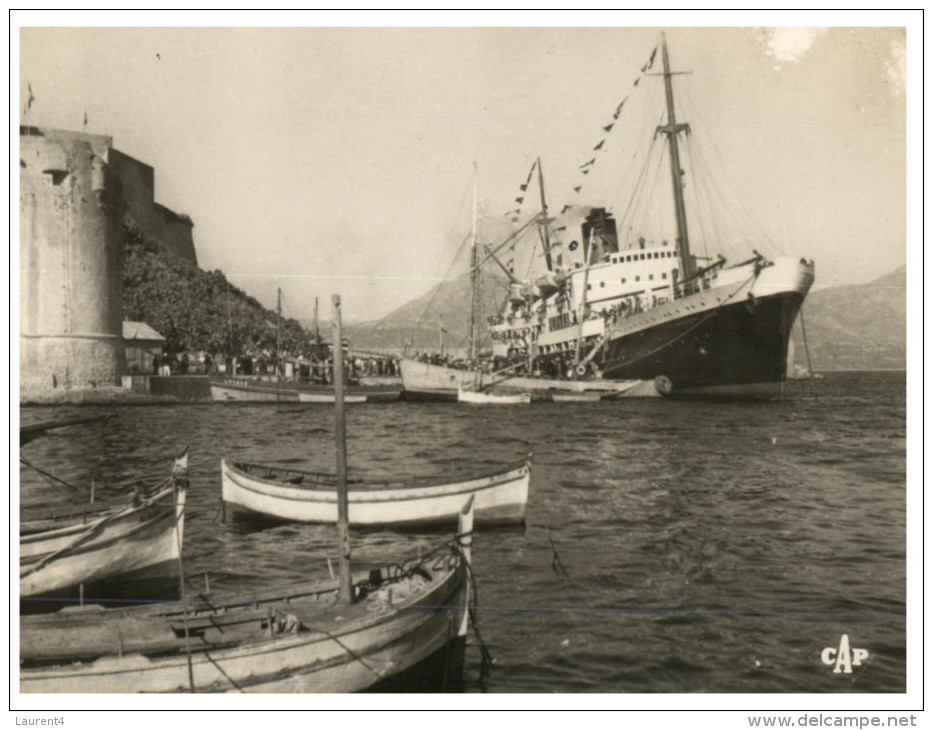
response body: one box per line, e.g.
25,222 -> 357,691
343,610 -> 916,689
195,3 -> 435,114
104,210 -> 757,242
582,208 -> 618,262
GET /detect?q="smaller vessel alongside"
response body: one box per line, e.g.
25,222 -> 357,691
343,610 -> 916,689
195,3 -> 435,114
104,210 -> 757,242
458,387 -> 531,405
209,376 -> 299,402
221,455 -> 530,526
400,359 -> 663,402
296,386 -> 400,404
549,392 -> 605,403
20,453 -> 188,608
210,378 -> 401,403
298,390 -> 366,404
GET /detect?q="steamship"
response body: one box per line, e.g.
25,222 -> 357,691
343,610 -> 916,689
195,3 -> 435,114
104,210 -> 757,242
402,34 -> 814,400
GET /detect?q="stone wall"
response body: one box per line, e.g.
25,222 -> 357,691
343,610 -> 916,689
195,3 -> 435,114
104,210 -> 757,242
107,147 -> 159,233
108,148 -> 197,266
20,126 -> 200,399
20,128 -> 125,394
154,203 -> 197,265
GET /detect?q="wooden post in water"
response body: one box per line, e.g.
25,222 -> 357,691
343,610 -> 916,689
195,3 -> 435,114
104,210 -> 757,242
332,294 -> 353,604
170,450 -> 195,692
457,496 -> 475,638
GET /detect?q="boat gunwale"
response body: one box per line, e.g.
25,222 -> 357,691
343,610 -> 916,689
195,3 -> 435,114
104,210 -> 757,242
20,552 -> 466,687
20,495 -> 143,533
20,485 -> 178,547
223,456 -> 531,500
457,389 -> 531,404
211,376 -> 400,395
20,505 -> 180,569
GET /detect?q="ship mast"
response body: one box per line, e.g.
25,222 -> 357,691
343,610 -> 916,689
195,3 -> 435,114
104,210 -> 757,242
275,287 -> 282,376
469,162 -> 479,361
655,33 -> 694,288
536,157 -> 553,271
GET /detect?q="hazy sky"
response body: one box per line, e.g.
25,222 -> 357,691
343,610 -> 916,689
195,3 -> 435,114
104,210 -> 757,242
16,12 -> 914,323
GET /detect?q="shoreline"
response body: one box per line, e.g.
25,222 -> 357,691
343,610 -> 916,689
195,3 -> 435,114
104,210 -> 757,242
18,369 -> 905,408
19,385 -> 208,406
810,368 -> 905,373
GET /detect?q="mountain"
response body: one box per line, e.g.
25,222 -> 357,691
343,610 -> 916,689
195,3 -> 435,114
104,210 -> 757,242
327,261 -> 906,371
302,271 -> 511,355
791,266 -> 906,371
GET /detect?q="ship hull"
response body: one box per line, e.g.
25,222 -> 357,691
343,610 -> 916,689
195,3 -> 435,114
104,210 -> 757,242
600,257 -> 813,398
210,376 -> 400,404
399,359 -> 661,402
210,378 -> 300,402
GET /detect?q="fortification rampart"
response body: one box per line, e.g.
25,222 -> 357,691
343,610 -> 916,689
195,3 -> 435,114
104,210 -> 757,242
20,128 -> 125,392
108,148 -> 197,265
20,125 -> 199,399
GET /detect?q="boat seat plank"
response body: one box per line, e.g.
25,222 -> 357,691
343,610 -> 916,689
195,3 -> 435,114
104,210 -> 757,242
21,595 -> 375,665
21,616 -> 180,663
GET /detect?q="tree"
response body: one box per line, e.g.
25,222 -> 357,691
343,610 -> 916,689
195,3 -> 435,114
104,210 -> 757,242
122,222 -> 311,357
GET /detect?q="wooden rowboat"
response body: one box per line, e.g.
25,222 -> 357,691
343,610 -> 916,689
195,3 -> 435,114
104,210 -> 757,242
221,455 -> 530,526
550,392 -> 605,402
210,376 -> 401,404
296,384 -> 401,404
400,357 -> 662,402
297,391 -> 367,404
20,457 -> 188,606
209,376 -> 300,402
297,388 -> 401,403
20,500 -> 475,694
458,387 -> 531,405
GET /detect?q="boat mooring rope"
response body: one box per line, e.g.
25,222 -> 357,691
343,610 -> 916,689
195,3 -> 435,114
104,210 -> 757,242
799,304 -> 814,373
463,557 -> 495,677
20,455 -> 87,495
420,534 -> 495,678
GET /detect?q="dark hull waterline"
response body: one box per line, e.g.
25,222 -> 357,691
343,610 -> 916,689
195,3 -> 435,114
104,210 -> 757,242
601,289 -> 804,398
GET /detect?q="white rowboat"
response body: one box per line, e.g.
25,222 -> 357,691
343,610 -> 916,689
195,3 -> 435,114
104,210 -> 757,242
221,456 -> 530,526
458,387 -> 531,405
298,391 -> 367,404
20,471 -> 187,602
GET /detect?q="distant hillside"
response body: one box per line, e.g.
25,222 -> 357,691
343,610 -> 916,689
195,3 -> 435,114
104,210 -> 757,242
332,261 -> 906,370
301,272 -> 511,355
791,266 -> 906,371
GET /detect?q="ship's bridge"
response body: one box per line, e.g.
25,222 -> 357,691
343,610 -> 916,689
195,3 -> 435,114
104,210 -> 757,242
569,242 -> 689,314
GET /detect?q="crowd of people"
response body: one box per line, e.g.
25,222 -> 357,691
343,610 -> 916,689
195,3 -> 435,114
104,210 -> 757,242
151,350 -> 399,381
413,348 -> 597,381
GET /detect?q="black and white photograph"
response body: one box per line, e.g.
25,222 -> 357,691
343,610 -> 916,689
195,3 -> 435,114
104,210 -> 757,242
13,9 -> 919,722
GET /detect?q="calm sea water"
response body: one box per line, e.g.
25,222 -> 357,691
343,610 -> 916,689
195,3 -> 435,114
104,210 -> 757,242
18,371 -> 907,694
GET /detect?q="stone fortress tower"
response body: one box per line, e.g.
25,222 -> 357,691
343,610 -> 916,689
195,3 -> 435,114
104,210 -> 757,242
20,125 -> 197,397
20,127 -> 125,393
